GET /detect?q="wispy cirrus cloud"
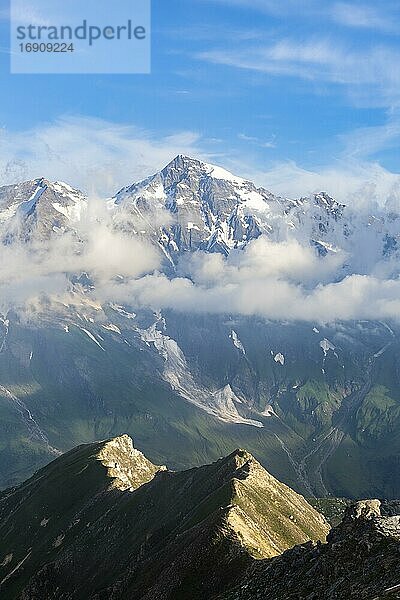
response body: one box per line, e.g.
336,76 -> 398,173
197,0 -> 399,31
195,0 -> 320,17
197,39 -> 400,108
331,2 -> 399,32
238,133 -> 276,148
339,119 -> 400,159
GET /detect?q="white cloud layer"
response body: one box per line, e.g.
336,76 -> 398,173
1,116 -> 400,324
88,237 -> 400,324
0,199 -> 160,312
3,220 -> 400,324
107,271 -> 400,323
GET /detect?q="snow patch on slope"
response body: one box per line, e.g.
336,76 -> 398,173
18,182 -> 47,216
230,330 -> 246,355
139,316 -> 261,427
204,162 -> 247,185
320,338 -> 335,356
102,323 -> 121,334
77,326 -> 105,351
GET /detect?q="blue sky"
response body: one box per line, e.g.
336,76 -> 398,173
0,0 -> 400,204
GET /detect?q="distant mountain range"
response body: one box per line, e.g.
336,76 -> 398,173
0,435 -> 398,599
3,155 -> 399,268
0,156 -> 400,499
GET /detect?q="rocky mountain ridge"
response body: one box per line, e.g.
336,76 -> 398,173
2,154 -> 400,271
219,499 -> 400,600
0,436 -> 399,600
0,435 -> 328,599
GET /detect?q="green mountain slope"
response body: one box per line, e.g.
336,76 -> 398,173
1,310 -> 400,499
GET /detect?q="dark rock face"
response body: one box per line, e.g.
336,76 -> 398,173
382,500 -> 400,517
219,499 -> 400,600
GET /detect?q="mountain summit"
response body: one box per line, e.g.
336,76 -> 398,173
108,154 -> 400,273
111,154 -> 275,256
1,155 -> 398,269
0,436 -> 328,600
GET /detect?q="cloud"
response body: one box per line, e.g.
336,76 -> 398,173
338,119 -> 400,160
10,3 -> 51,26
245,159 -> 400,211
90,241 -> 400,324
180,238 -> 344,286
1,166 -> 400,323
197,0 -> 400,31
0,116 -> 215,196
238,133 -> 276,148
331,2 -> 397,31
0,197 -> 161,313
194,0 -> 320,18
196,39 -> 400,108
231,114 -> 400,210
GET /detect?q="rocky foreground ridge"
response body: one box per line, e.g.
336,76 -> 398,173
219,499 -> 400,600
0,435 -> 399,599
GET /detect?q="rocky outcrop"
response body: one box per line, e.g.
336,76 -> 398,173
96,434 -> 166,491
219,499 -> 400,600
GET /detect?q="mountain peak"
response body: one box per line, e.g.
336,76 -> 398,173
226,447 -> 256,469
163,154 -> 248,184
96,434 -> 166,491
314,190 -> 345,216
111,153 -> 267,257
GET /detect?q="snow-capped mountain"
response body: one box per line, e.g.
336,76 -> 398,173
0,178 -> 87,242
1,155 -> 399,276
108,155 -> 400,277
111,155 -> 340,259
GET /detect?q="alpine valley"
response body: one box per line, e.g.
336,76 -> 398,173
1,154 -> 400,501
